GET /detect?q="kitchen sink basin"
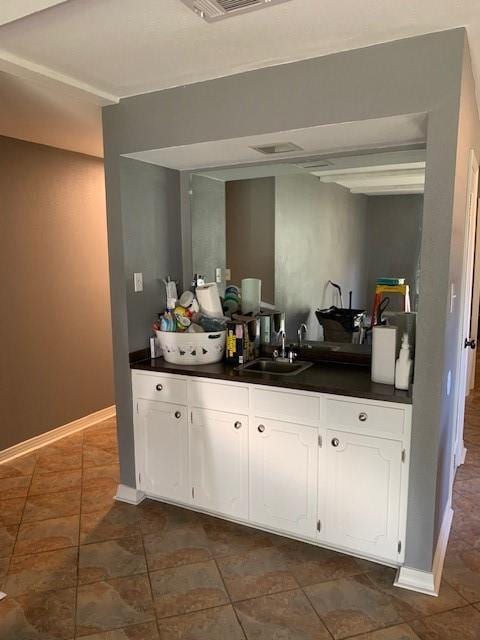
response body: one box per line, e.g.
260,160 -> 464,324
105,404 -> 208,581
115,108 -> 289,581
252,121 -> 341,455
236,358 -> 313,376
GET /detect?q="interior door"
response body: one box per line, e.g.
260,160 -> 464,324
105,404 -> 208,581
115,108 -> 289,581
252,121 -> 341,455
137,399 -> 190,503
454,150 -> 479,471
190,408 -> 248,519
250,417 -> 318,538
323,429 -> 403,562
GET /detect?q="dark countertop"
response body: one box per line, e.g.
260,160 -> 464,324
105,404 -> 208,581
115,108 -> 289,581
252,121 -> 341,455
131,357 -> 412,405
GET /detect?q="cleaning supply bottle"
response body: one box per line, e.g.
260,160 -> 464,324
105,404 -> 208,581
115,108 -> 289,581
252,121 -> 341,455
395,333 -> 413,390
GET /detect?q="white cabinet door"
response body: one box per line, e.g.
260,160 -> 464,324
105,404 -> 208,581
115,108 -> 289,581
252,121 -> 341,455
136,399 -> 190,503
322,429 -> 402,562
250,417 -> 318,538
190,408 -> 248,520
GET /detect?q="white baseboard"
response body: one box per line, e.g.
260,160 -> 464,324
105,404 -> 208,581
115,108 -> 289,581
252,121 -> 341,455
460,444 -> 468,465
394,505 -> 454,596
0,405 -> 116,464
115,484 -> 146,505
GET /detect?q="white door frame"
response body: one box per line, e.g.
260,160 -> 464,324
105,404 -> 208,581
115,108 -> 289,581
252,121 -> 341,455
451,149 -> 479,494
468,195 -> 480,391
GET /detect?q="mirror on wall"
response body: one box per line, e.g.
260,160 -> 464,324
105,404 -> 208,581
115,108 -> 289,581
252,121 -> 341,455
190,148 -> 424,343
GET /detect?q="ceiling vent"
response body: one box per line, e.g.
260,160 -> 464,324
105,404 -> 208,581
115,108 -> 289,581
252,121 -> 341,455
294,159 -> 333,169
181,0 -> 291,22
251,142 -> 303,155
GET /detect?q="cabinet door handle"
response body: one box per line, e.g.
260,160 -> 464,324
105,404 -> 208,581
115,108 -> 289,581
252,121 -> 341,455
358,412 -> 368,422
174,411 -> 182,419
257,424 -> 265,433
331,437 -> 340,447
234,421 -> 242,429
156,384 -> 163,391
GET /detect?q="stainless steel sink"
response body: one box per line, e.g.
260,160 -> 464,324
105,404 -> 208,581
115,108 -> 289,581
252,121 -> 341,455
236,358 -> 313,376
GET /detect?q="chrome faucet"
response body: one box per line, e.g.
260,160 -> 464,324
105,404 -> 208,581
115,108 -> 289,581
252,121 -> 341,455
273,331 -> 297,363
297,323 -> 308,347
280,330 -> 287,359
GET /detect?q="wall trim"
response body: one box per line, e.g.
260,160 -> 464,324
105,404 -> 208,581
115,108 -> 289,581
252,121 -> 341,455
394,505 -> 454,596
115,484 -> 146,505
0,405 -> 116,464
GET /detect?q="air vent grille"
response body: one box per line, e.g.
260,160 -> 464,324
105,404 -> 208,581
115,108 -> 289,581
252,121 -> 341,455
251,142 -> 303,155
182,0 -> 291,22
218,0 -> 261,10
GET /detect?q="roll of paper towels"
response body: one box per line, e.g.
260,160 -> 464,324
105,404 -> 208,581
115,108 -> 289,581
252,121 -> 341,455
241,278 -> 261,315
371,325 -> 398,385
196,283 -> 223,318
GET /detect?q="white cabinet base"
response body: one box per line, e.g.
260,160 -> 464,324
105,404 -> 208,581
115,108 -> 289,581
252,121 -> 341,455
136,491 -> 400,569
132,371 -> 414,587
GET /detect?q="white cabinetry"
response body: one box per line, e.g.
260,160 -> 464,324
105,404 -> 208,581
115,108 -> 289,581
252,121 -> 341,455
322,429 -> 403,561
190,408 -> 248,519
132,370 -> 411,567
250,417 -> 318,538
136,399 -> 190,503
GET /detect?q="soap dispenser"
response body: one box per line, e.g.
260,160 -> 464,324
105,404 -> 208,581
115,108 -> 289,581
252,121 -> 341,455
395,332 -> 413,390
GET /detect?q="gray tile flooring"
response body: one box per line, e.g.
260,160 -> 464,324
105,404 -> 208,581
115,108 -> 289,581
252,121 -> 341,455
0,398 -> 480,639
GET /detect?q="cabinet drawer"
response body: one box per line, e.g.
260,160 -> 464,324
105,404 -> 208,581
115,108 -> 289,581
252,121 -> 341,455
254,387 -> 319,423
323,397 -> 405,437
189,379 -> 249,413
133,373 -> 187,405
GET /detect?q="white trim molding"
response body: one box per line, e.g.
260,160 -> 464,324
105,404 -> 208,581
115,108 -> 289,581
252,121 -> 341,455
0,48 -> 119,105
115,484 -> 146,505
0,405 -> 116,464
394,505 -> 454,596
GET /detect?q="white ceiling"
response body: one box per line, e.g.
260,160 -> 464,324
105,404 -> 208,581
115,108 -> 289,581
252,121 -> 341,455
195,148 -> 426,196
0,0 -> 479,104
125,114 -> 427,171
0,1 -> 67,26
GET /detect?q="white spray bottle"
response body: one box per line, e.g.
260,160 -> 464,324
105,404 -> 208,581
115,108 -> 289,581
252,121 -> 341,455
395,332 -> 412,390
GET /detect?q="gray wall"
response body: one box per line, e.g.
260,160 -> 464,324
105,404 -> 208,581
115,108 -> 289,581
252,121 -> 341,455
226,178 -> 275,303
121,158 -> 182,351
275,174 -> 368,338
434,40 -> 480,543
191,174 -> 226,287
366,195 -> 423,311
102,29 -> 478,571
0,135 -> 113,451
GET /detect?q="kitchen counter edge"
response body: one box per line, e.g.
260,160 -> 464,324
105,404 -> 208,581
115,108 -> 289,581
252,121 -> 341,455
130,358 -> 412,405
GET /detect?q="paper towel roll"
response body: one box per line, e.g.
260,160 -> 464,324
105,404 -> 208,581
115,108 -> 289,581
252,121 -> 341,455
196,283 -> 223,317
371,325 -> 398,385
241,278 -> 261,315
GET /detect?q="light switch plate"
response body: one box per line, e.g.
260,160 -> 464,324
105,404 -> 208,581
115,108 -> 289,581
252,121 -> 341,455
215,268 -> 222,283
134,272 -> 143,292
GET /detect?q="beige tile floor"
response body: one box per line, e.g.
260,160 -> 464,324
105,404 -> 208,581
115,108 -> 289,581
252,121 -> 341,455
1,400 -> 480,639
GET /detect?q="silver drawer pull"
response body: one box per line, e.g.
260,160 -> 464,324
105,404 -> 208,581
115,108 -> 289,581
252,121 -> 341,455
358,412 -> 368,422
174,411 -> 182,419
234,421 -> 242,430
156,384 -> 163,391
258,424 -> 265,433
331,438 -> 340,447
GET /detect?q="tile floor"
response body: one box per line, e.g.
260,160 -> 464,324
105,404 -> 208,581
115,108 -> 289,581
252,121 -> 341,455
1,401 -> 480,639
